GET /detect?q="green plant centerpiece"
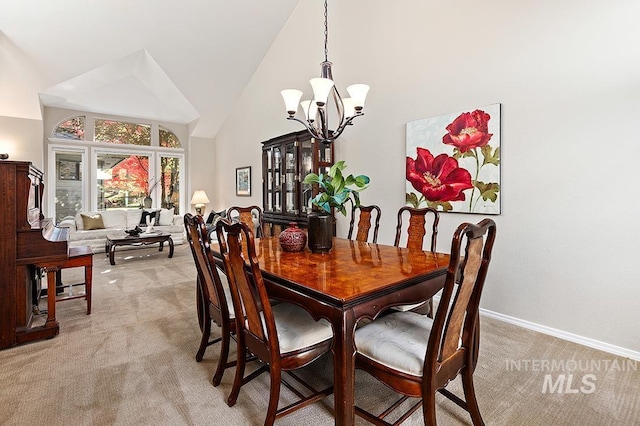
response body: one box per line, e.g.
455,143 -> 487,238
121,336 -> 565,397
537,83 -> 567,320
303,160 -> 370,253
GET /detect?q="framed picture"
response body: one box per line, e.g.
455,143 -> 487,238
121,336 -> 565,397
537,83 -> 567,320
236,166 -> 251,196
406,103 -> 501,214
58,160 -> 80,181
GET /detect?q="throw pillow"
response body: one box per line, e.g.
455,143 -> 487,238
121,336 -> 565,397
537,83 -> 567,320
206,210 -> 227,227
140,210 -> 159,226
158,207 -> 175,226
81,213 -> 105,230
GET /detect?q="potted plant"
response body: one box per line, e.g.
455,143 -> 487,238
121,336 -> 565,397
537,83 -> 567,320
142,177 -> 161,209
303,161 -> 370,252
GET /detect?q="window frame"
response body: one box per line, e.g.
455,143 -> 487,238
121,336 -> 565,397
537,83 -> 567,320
46,112 -> 187,219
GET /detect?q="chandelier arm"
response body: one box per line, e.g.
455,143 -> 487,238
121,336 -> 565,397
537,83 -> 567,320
286,117 -> 324,141
331,113 -> 364,140
317,107 -> 331,141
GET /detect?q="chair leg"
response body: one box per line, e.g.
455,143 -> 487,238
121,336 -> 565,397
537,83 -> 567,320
264,367 -> 281,426
422,388 -> 438,426
212,322 -> 231,386
196,315 -> 211,362
461,368 -> 485,426
227,342 -> 247,407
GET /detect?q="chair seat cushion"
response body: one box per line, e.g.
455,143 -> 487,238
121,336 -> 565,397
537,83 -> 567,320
355,311 -> 433,376
271,303 -> 333,354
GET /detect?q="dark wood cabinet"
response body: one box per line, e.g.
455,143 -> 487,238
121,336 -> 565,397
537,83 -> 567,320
261,130 -> 333,236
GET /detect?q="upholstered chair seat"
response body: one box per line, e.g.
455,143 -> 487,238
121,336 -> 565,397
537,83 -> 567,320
269,303 -> 333,354
356,311 -> 437,376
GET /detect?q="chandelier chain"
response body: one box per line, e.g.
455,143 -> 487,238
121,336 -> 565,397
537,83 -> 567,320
323,0 -> 328,62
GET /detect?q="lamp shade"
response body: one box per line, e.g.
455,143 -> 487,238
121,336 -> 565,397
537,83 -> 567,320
347,84 -> 370,110
310,77 -> 335,106
281,89 -> 303,115
190,190 -> 210,205
300,100 -> 318,122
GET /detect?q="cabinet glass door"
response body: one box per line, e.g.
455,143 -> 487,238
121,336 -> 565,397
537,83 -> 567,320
300,139 -> 314,214
284,142 -> 297,214
273,146 -> 282,212
264,147 -> 274,211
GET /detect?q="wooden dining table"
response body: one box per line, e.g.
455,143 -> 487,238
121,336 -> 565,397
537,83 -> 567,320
211,236 -> 449,426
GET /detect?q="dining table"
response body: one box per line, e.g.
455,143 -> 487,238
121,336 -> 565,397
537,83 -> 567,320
210,236 -> 449,426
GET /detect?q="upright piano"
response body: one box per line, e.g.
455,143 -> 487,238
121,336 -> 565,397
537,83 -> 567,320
0,160 -> 69,349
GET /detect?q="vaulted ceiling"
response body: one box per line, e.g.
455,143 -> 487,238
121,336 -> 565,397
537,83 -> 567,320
0,0 -> 299,138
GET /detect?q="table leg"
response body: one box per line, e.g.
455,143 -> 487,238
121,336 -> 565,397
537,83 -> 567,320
159,241 -> 164,252
109,244 -> 117,265
85,261 -> 92,315
331,309 -> 357,426
168,237 -> 174,258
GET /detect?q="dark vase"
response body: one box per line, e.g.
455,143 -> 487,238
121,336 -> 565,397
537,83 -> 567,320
307,212 -> 333,253
279,222 -> 307,252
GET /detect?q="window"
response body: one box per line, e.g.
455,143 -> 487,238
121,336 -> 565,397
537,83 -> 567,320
54,116 -> 85,140
94,119 -> 151,146
97,152 -> 151,210
160,127 -> 181,148
49,114 -> 185,219
53,150 -> 86,221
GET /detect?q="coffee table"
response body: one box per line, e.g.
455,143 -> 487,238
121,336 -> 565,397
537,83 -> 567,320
105,232 -> 174,265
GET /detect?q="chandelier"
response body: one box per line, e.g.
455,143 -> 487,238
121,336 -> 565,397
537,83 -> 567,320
281,0 -> 369,144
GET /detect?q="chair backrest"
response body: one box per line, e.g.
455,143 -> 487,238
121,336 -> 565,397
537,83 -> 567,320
347,203 -> 381,243
394,206 -> 439,251
216,221 -> 279,360
184,213 -> 232,324
227,205 -> 264,238
425,218 -> 497,385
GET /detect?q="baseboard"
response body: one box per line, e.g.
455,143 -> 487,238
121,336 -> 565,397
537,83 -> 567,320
432,296 -> 640,361
479,307 -> 640,362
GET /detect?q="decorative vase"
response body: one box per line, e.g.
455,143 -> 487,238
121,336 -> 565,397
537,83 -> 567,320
307,212 -> 333,253
279,222 -> 307,252
143,196 -> 152,208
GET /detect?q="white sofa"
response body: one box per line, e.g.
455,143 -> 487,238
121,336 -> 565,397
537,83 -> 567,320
58,208 -> 184,253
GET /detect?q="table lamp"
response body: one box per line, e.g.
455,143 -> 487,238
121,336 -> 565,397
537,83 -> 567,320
190,190 -> 210,215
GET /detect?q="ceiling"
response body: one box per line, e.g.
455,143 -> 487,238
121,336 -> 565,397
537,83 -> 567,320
0,0 -> 299,138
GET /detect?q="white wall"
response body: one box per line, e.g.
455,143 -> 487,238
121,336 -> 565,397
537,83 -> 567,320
214,0 -> 640,355
189,135 -> 219,215
0,116 -> 44,167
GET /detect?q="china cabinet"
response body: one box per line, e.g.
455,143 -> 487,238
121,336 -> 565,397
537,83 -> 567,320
261,130 -> 334,236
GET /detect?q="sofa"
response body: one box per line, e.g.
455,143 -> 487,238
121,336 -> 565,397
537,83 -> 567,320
58,208 -> 184,253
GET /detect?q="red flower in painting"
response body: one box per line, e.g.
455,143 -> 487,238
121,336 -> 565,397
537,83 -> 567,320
442,109 -> 493,153
406,148 -> 473,202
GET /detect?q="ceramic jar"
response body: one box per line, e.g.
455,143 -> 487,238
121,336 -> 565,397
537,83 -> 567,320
279,222 -> 307,252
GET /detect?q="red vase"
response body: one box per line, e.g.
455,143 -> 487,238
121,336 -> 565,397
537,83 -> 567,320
279,222 -> 307,252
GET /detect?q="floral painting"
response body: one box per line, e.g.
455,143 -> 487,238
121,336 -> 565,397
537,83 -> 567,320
405,103 -> 501,214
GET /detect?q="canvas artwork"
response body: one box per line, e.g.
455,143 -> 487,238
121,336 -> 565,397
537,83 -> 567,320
405,103 -> 501,214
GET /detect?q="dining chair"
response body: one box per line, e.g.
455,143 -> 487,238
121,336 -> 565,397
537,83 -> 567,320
347,202 -> 382,243
183,213 -> 237,386
216,221 -> 334,426
354,218 -> 497,426
227,205 -> 264,238
393,206 -> 440,315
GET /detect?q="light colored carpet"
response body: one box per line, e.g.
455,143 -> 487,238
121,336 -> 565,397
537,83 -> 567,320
0,245 -> 638,425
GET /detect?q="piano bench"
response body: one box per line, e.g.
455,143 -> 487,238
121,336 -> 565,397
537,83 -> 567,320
39,246 -> 94,315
